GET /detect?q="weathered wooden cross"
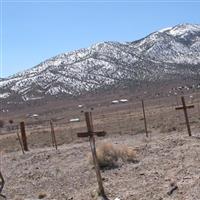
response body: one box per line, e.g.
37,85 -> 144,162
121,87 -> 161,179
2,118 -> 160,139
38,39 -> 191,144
20,121 -> 29,151
175,96 -> 194,136
77,112 -> 108,200
50,120 -> 58,150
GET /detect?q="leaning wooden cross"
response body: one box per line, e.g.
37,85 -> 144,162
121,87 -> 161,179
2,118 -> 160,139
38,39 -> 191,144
175,96 -> 194,136
77,112 -> 108,200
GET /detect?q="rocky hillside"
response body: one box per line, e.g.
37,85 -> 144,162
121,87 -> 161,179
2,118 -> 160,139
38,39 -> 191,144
0,23 -> 200,101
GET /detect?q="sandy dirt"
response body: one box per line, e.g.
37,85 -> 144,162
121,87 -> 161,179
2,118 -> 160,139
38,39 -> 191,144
1,128 -> 200,200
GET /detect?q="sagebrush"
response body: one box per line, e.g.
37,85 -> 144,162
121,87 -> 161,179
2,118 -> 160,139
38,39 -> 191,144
88,142 -> 137,169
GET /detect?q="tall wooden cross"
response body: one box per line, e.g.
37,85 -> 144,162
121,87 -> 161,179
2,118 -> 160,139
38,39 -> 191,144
77,112 -> 108,200
175,96 -> 194,136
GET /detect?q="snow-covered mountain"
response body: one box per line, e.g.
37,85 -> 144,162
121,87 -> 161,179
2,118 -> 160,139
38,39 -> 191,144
1,23 -> 200,101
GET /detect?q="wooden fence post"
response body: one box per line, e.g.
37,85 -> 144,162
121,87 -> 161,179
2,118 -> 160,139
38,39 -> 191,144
141,99 -> 148,137
50,120 -> 58,150
16,126 -> 25,154
20,122 -> 28,151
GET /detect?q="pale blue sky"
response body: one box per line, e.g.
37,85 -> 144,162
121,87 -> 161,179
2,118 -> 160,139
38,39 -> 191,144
1,0 -> 200,77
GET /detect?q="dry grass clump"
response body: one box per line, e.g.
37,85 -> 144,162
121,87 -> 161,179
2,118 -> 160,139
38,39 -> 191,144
89,142 -> 137,169
95,143 -> 118,168
117,145 -> 137,162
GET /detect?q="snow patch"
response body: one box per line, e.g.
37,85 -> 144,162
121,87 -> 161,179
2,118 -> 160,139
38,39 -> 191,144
0,92 -> 10,98
159,26 -> 173,33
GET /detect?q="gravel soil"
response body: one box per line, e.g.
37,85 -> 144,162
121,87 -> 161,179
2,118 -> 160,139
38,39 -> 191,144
1,129 -> 200,200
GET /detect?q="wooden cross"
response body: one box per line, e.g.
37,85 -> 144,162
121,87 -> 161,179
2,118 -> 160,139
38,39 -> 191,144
175,96 -> 194,136
77,112 -> 108,200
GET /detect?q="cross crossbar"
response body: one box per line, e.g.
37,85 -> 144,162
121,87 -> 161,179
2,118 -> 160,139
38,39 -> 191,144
77,131 -> 106,138
175,105 -> 194,110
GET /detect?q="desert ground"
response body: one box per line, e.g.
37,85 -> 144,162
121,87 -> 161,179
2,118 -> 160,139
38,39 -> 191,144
0,91 -> 200,200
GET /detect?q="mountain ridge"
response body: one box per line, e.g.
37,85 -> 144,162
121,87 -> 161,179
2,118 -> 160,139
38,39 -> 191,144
1,23 -> 200,101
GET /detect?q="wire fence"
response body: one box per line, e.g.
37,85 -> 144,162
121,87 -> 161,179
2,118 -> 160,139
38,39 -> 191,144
0,92 -> 200,152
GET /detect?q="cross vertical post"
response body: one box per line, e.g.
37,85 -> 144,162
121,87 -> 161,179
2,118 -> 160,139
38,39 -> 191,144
141,99 -> 148,137
20,121 -> 29,151
175,96 -> 194,136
